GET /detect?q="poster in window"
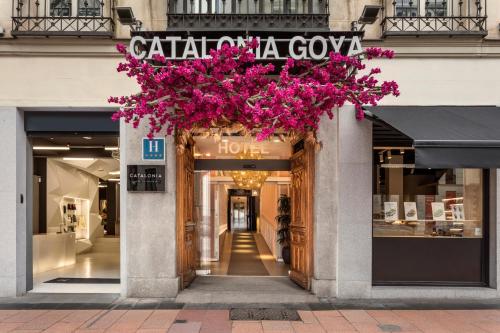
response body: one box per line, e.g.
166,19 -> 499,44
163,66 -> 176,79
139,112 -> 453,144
404,202 -> 418,221
431,202 -> 446,221
451,204 -> 465,221
384,202 -> 399,222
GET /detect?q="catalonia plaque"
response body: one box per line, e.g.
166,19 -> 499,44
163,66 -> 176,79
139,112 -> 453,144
127,165 -> 165,192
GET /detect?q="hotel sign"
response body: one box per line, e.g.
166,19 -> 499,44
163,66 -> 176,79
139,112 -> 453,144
127,165 -> 165,192
142,137 -> 165,161
130,32 -> 363,61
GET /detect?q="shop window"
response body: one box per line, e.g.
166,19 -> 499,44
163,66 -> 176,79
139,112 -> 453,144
373,167 -> 484,239
372,149 -> 488,285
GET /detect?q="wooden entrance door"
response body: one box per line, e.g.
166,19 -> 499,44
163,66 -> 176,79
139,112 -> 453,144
176,132 -> 197,288
289,133 -> 315,290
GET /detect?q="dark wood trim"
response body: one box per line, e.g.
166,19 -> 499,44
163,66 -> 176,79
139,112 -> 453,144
195,159 -> 290,171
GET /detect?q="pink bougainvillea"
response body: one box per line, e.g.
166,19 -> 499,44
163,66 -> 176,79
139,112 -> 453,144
109,41 -> 399,140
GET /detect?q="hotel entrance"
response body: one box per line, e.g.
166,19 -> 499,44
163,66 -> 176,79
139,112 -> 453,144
176,132 -> 315,294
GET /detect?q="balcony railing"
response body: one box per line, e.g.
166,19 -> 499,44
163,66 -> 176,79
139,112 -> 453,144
11,0 -> 114,37
167,0 -> 329,30
381,0 -> 487,37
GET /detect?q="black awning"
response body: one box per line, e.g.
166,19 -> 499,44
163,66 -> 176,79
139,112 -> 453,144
366,106 -> 500,168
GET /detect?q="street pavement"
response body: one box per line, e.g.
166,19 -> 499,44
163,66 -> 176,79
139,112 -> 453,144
0,308 -> 500,332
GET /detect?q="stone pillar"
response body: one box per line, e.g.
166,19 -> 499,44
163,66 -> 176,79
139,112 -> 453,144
335,106 -> 372,298
0,107 -> 27,296
312,113 -> 339,298
120,120 -> 179,297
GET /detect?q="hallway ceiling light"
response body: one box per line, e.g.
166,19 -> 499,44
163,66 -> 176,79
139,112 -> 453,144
83,136 -> 93,140
105,146 -> 119,151
226,170 -> 270,190
33,146 -> 70,151
63,157 -> 96,161
108,178 -> 120,182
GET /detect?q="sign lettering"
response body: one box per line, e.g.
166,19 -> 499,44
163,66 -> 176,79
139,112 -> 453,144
130,35 -> 362,61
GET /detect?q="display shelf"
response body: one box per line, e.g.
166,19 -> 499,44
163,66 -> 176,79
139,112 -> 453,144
60,196 -> 90,240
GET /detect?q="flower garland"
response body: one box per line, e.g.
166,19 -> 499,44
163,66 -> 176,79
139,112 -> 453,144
109,40 -> 399,141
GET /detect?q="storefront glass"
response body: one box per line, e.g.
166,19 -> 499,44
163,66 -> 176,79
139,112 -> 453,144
372,149 -> 488,285
373,167 -> 484,239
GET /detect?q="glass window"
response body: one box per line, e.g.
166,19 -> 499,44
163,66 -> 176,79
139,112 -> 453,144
50,0 -> 72,16
425,0 -> 447,16
373,153 -> 484,239
395,0 -> 418,17
78,0 -> 102,16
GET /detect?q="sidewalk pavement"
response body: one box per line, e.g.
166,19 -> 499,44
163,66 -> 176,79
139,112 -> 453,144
0,308 -> 500,332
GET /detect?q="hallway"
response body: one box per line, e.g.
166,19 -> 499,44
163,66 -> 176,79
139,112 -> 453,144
227,232 -> 269,276
201,231 -> 288,277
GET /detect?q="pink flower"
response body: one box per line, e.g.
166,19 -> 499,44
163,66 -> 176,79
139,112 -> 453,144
109,42 -> 399,141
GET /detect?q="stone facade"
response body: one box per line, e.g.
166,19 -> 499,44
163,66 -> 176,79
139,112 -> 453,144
0,0 -> 499,298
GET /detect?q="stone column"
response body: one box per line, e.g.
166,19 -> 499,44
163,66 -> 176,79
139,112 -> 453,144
335,106 -> 372,298
312,112 -> 339,298
0,107 -> 28,296
120,120 -> 179,297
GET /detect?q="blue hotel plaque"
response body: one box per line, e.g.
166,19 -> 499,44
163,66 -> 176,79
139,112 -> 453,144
142,137 -> 165,161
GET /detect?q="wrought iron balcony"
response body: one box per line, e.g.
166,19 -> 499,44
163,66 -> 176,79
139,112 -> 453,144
381,0 -> 487,37
11,0 -> 114,37
167,0 -> 329,31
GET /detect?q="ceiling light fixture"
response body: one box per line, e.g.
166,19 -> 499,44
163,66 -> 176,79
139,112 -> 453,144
108,178 -> 120,182
98,185 -> 108,188
82,136 -> 92,140
109,171 -> 120,175
63,157 -> 96,161
33,146 -> 70,151
105,146 -> 119,151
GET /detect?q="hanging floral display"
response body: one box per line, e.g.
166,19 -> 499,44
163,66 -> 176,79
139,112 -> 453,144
109,40 -> 399,141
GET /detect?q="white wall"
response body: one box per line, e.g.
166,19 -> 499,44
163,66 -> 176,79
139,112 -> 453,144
0,108 -> 27,296
46,159 -> 103,241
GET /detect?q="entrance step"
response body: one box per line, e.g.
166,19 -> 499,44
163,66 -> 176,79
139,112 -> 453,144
175,276 -> 320,304
91,237 -> 120,253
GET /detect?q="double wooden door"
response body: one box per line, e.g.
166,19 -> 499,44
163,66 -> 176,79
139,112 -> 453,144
176,132 -> 315,291
289,133 -> 315,290
176,133 -> 197,288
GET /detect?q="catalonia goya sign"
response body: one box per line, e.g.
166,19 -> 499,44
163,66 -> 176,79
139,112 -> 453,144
130,31 -> 363,61
127,165 -> 165,192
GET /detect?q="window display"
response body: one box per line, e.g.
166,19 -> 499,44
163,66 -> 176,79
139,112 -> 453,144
373,167 -> 483,239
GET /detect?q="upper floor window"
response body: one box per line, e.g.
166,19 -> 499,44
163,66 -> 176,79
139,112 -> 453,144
49,0 -> 102,17
395,0 -> 418,17
425,0 -> 447,17
382,0 -> 487,37
12,0 -> 113,37
167,0 -> 329,30
50,0 -> 71,16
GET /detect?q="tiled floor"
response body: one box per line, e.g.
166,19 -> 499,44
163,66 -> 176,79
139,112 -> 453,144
32,249 -> 120,294
0,309 -> 499,332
